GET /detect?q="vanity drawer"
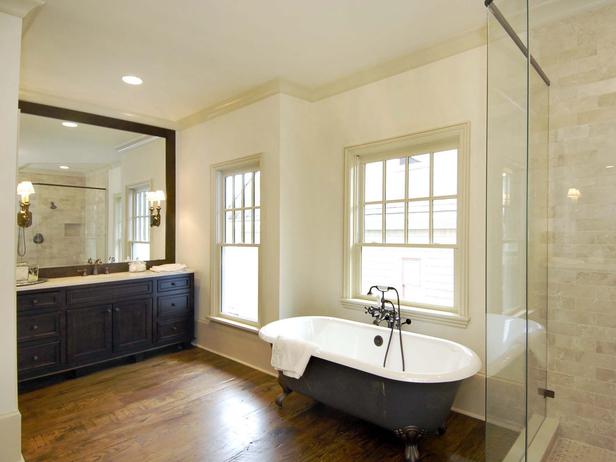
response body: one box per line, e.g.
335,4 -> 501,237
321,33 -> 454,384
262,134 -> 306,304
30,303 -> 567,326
17,291 -> 62,310
158,294 -> 191,319
157,319 -> 191,343
18,311 -> 61,342
18,340 -> 61,373
157,276 -> 191,293
67,280 -> 153,305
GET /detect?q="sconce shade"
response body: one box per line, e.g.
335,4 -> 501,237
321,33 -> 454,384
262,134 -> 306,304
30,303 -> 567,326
146,190 -> 166,204
17,181 -> 35,201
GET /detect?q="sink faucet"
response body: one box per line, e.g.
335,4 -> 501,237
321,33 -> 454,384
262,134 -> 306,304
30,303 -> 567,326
364,285 -> 411,371
88,258 -> 103,275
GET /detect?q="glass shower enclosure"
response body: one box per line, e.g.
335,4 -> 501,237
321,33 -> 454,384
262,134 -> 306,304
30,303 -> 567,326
485,0 -> 550,460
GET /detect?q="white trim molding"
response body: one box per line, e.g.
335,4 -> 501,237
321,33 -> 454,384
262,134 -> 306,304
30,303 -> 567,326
342,123 -> 471,327
0,0 -> 44,18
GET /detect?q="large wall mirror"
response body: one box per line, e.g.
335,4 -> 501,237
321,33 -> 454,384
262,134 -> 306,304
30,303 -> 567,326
17,102 -> 175,277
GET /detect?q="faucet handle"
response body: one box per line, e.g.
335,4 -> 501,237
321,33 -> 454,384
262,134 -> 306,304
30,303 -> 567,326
77,268 -> 87,277
87,258 -> 93,264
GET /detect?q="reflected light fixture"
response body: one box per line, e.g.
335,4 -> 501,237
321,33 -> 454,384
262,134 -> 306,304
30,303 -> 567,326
59,165 -> 70,170
122,75 -> 143,85
17,181 -> 35,228
146,190 -> 165,227
567,188 -> 581,202
606,165 -> 614,169
62,121 -> 78,128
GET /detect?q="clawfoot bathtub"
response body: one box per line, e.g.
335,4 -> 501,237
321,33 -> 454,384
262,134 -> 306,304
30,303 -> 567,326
259,316 -> 481,462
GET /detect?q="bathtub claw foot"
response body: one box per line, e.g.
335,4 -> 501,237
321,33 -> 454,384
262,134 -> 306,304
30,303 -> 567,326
275,380 -> 292,407
394,426 -> 424,462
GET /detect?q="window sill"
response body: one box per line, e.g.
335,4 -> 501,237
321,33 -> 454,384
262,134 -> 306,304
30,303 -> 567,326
340,298 -> 470,328
207,315 -> 260,334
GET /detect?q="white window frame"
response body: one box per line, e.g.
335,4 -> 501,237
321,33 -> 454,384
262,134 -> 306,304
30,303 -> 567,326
126,181 -> 151,260
342,123 -> 471,327
210,154 -> 262,330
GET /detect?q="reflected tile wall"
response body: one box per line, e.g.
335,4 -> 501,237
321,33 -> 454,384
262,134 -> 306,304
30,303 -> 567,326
533,3 -> 616,451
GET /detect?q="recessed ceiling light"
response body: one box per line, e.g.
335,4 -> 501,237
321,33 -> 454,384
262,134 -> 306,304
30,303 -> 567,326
59,165 -> 70,170
122,75 -> 143,85
62,121 -> 78,128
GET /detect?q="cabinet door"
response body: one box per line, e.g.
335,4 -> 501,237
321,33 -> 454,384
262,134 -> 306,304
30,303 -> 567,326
67,305 -> 113,365
113,298 -> 153,354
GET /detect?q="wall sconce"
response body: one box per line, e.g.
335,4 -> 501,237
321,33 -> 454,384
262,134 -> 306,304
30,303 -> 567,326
17,181 -> 35,228
147,190 -> 165,227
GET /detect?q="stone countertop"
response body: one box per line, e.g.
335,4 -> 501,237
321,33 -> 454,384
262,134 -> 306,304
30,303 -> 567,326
16,269 -> 194,292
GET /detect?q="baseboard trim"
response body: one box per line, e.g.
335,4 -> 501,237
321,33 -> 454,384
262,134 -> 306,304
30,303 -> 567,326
192,341 -> 276,378
0,409 -> 22,462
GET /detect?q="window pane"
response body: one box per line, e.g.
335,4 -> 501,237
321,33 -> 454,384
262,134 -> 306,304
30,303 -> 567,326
364,161 -> 383,202
254,208 -> 260,244
222,246 -> 258,322
408,200 -> 429,244
234,174 -> 243,208
361,246 -> 454,308
225,176 -> 233,209
433,149 -> 457,196
408,154 -> 430,198
225,211 -> 233,243
433,198 -> 457,244
244,209 -> 253,244
244,172 -> 253,207
131,242 -> 150,261
385,202 -> 404,244
386,158 -> 405,200
364,203 -> 382,243
234,211 -> 242,243
255,171 -> 261,206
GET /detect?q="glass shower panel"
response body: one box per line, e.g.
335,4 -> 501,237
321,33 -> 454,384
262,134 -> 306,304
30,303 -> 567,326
526,64 -> 549,455
486,0 -> 529,460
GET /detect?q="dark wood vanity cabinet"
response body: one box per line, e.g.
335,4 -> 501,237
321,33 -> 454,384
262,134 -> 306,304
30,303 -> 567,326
17,273 -> 194,382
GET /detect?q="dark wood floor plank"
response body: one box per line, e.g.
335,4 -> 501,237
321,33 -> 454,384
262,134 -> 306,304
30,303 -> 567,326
20,348 -> 486,462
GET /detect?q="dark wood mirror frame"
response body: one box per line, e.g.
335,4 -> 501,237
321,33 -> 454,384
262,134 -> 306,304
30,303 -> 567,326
18,101 -> 176,278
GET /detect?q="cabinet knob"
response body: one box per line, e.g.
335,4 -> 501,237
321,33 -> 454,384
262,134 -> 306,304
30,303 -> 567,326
32,355 -> 39,361
107,308 -> 112,313
114,307 -> 120,312
31,325 -> 39,331
171,303 -> 176,307
32,299 -> 38,304
172,326 -> 177,331
171,282 -> 176,286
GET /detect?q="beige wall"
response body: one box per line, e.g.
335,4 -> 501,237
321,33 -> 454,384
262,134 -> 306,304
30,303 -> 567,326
534,3 -> 616,451
178,46 -> 487,417
0,10 -> 22,462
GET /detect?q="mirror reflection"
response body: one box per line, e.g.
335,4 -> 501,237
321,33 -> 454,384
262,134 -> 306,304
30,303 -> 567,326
17,113 -> 166,268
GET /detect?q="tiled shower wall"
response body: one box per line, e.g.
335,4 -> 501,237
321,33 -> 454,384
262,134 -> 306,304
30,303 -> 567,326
534,3 -> 616,451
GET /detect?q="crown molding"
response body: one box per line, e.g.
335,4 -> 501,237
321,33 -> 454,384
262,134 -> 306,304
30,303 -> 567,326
179,27 -> 486,130
0,0 -> 44,18
19,88 -> 178,130
177,78 -> 312,129
310,27 -> 486,101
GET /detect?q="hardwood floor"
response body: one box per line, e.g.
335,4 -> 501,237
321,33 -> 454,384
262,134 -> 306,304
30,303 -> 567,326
20,348 -> 485,462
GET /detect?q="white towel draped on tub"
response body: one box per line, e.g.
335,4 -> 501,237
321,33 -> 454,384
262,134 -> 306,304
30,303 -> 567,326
271,335 -> 318,379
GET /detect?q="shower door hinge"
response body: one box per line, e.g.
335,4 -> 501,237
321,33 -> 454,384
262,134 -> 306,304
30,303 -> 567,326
539,388 -> 555,399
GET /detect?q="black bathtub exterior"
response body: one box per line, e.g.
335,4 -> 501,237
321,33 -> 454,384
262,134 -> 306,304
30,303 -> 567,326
276,356 -> 462,462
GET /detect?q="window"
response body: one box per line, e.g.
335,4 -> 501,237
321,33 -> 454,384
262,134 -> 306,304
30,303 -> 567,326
113,193 -> 124,261
343,124 -> 469,325
211,155 -> 261,326
128,183 -> 150,260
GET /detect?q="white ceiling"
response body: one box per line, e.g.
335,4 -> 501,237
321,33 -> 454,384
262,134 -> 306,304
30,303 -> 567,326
18,113 -> 158,174
20,0 -> 486,124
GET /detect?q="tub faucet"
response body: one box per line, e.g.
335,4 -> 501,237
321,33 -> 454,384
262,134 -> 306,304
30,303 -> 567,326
364,285 -> 411,371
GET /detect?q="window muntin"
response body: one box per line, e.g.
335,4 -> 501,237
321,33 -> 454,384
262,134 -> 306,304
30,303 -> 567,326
128,183 -> 150,261
219,169 -> 261,323
345,126 -> 468,317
